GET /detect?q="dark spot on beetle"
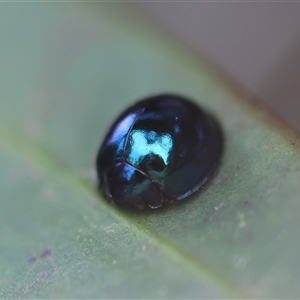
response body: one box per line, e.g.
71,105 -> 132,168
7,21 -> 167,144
141,154 -> 166,172
28,257 -> 37,264
40,249 -> 51,259
96,94 -> 223,209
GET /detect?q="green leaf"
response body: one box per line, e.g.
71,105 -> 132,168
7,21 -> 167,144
1,3 -> 300,298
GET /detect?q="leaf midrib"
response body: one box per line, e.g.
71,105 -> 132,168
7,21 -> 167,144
0,120 -> 251,298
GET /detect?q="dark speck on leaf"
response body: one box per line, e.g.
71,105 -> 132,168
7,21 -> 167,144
40,249 -> 51,259
28,257 -> 37,264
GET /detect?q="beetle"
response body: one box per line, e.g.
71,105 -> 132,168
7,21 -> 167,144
96,94 -> 223,209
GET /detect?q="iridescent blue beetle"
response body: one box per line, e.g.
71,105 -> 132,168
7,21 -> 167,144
96,94 -> 223,209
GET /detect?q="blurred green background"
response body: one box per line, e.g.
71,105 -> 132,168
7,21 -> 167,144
135,2 -> 300,132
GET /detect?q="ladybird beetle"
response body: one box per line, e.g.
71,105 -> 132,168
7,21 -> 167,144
96,94 -> 223,209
